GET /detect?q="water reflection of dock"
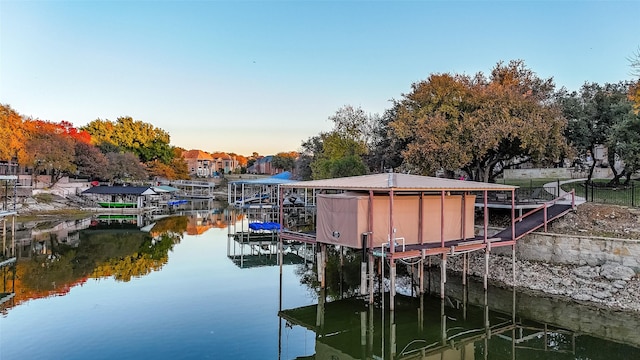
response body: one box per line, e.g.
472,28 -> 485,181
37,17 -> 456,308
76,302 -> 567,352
277,255 -> 640,360
0,257 -> 16,309
279,288 -> 598,359
226,226 -> 315,268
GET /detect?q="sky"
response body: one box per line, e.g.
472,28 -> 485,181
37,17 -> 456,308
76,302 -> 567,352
1,1 -> 639,156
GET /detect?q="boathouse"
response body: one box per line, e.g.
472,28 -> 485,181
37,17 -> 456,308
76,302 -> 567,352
228,171 -> 299,208
279,173 -> 576,310
81,186 -> 157,209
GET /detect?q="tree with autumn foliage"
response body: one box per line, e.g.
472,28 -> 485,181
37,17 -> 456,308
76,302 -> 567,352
82,116 -> 186,179
0,104 -> 29,164
389,60 -> 569,182
23,119 -> 94,183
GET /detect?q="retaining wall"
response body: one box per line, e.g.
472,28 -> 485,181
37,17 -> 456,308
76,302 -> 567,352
484,228 -> 640,272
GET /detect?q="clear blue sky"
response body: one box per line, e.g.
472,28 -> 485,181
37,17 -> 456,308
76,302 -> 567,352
1,1 -> 639,156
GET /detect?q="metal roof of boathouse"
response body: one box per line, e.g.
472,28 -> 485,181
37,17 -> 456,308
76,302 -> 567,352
281,173 -> 517,192
82,186 -> 157,195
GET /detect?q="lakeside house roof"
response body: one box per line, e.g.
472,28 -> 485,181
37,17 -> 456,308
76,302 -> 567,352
183,150 -> 214,160
210,152 -> 233,160
281,173 -> 517,192
82,186 -> 157,195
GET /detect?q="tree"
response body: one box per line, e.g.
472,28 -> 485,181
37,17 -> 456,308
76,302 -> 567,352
328,105 -> 377,149
311,132 -> 368,179
74,142 -> 110,180
390,60 -> 568,182
271,152 -> 297,173
105,152 -> 148,182
82,117 -> 173,164
607,109 -> 640,184
367,103 -> 406,173
25,123 -> 77,183
0,104 -> 29,163
629,47 -> 640,114
168,147 -> 189,179
560,82 -> 632,182
307,106 -> 372,180
296,135 -> 323,180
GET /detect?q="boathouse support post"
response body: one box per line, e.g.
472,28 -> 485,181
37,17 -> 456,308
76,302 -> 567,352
316,287 -> 325,329
463,252 -> 468,320
388,183 -> 396,311
368,302 -> 374,354
368,190 -> 375,303
462,252 -> 467,286
419,250 -> 425,294
2,218 -> 5,257
368,253 -> 374,304
360,311 -> 366,357
339,246 -> 344,298
440,298 -> 446,344
440,253 -> 447,299
484,244 -> 491,290
512,244 -> 516,285
483,190 -> 488,244
512,189 -> 516,240
360,233 -> 368,296
390,310 -> 397,358
390,258 -> 396,311
318,244 -> 326,289
418,193 -> 425,295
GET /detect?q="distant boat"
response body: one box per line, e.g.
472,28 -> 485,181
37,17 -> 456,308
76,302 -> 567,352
282,195 -> 305,207
97,202 -> 137,208
167,199 -> 188,206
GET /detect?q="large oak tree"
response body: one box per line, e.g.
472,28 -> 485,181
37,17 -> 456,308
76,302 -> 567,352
390,60 -> 568,182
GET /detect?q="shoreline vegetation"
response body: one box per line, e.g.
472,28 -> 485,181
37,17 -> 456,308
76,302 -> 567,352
14,191 -> 640,314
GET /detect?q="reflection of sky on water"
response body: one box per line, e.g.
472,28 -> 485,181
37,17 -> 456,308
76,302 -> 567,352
1,224 -> 315,360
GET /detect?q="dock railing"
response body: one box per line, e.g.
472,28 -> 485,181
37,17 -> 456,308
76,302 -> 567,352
512,190 -> 575,239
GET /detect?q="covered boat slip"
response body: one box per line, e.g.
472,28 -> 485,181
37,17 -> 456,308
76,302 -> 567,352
82,186 -> 156,209
280,173 -> 522,254
280,173 -> 576,254
278,173 -> 576,309
227,171 -> 315,208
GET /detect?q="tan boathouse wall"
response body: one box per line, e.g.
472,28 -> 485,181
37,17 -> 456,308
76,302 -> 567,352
316,193 -> 476,248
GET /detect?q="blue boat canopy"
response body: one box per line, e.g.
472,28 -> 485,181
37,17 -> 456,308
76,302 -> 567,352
248,222 -> 281,231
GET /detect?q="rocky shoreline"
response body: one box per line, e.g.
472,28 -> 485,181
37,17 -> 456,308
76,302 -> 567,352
445,252 -> 640,313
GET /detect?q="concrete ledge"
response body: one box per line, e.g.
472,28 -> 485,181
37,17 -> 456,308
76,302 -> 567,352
476,226 -> 640,271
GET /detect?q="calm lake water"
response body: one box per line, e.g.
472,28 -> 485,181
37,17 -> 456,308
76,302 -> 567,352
1,209 -> 640,360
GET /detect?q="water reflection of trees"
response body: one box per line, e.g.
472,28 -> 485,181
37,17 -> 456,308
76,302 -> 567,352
150,215 -> 188,243
3,215 -> 192,312
89,232 -> 176,281
295,246 -> 364,300
21,229 -> 177,289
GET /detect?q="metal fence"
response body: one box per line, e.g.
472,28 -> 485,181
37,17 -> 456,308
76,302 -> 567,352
475,185 -> 559,205
582,181 -> 638,207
